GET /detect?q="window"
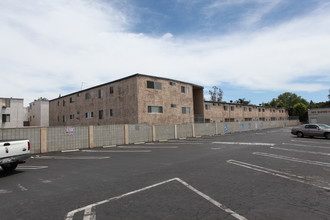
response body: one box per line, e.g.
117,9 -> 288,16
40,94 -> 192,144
110,109 -> 113,117
244,107 -> 247,111
57,101 -> 60,106
181,86 -> 189,94
85,112 -> 94,118
224,106 -> 228,111
70,97 -> 74,103
2,99 -> 10,107
249,107 -> 252,112
70,114 -> 75,120
230,106 -> 235,111
109,87 -> 114,94
171,104 -> 177,108
169,81 -> 176,86
2,114 -> 10,123
98,89 -> 104,98
62,115 -> 66,122
148,106 -> 163,114
147,81 -> 162,90
85,92 -> 92,99
63,100 -> 66,106
245,118 -> 252,121
205,104 -> 211,110
99,110 -> 104,119
182,107 -> 190,114
77,93 -> 81,97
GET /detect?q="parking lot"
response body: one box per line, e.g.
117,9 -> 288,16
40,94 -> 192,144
1,127 -> 330,220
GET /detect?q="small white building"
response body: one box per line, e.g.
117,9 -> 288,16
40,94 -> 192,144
308,108 -> 330,125
28,99 -> 49,127
0,97 -> 26,128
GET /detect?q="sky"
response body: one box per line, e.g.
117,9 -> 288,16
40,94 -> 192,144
1,0 -> 330,106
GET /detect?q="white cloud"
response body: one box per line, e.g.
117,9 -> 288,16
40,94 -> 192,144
0,0 -> 329,105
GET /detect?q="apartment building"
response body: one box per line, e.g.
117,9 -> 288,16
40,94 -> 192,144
49,74 -> 204,126
204,101 -> 288,123
27,99 -> 49,127
0,97 -> 27,128
49,74 -> 289,126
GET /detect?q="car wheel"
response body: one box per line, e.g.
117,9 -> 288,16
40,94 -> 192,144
297,131 -> 304,138
1,163 -> 18,172
325,133 -> 330,139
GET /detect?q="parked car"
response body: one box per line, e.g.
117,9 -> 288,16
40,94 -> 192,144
291,124 -> 330,139
0,139 -> 30,172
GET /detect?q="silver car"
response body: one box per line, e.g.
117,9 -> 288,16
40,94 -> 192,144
291,124 -> 330,139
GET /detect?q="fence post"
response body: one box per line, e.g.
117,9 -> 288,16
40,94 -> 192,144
192,123 -> 196,137
174,125 -> 178,139
40,127 -> 47,153
124,124 -> 129,145
89,125 -> 94,148
152,126 -> 156,142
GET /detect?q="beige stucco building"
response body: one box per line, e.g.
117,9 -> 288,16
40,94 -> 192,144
203,101 -> 288,123
49,74 -> 204,126
0,97 -> 27,128
49,74 -> 289,126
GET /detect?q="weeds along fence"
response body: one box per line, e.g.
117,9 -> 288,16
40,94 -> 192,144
0,120 -> 299,154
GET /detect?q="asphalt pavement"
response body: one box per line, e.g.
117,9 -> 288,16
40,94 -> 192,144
1,127 -> 330,220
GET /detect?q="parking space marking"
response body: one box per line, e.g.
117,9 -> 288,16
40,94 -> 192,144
253,152 -> 330,167
83,206 -> 96,220
17,165 -> 48,170
271,147 -> 330,156
117,145 -> 178,149
227,160 -> 330,190
284,143 -> 330,149
82,150 -> 151,153
291,139 -> 330,145
65,177 -> 248,220
213,142 -> 275,146
32,156 -> 110,160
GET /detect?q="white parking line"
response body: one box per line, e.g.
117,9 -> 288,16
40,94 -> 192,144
117,145 -> 178,149
291,139 -> 330,145
213,142 -> 275,146
82,150 -> 151,153
227,160 -> 330,190
253,152 -> 330,167
271,147 -> 330,156
32,156 -> 110,160
283,143 -> 330,149
83,206 -> 96,220
17,165 -> 48,170
65,178 -> 247,220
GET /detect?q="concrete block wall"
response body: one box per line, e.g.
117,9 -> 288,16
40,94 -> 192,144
46,126 -> 89,152
128,124 -> 152,144
177,123 -> 194,139
154,124 -> 176,141
93,124 -> 125,147
195,123 -> 216,136
0,120 -> 300,153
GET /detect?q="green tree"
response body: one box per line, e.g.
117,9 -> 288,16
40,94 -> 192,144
209,86 -> 223,103
265,92 -> 308,116
293,103 -> 308,122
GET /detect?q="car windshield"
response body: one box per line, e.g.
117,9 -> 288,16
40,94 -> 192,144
318,124 -> 330,129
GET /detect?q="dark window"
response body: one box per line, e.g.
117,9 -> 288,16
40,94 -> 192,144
224,106 -> 228,111
230,106 -> 235,111
205,104 -> 210,110
148,106 -> 163,113
181,86 -> 189,94
99,110 -> 104,119
70,97 -> 74,103
182,107 -> 190,114
147,81 -> 162,90
110,109 -> 113,116
169,81 -> 176,86
85,92 -> 92,99
2,114 -> 10,122
70,114 -> 74,120
98,89 -> 104,98
171,104 -> 177,108
109,87 -> 114,94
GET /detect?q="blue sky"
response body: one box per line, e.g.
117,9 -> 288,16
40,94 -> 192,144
1,0 -> 330,105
